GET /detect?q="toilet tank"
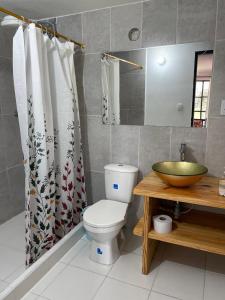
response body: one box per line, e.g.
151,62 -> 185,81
104,164 -> 138,203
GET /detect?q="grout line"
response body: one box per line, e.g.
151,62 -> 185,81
137,127 -> 141,168
202,253 -> 207,300
109,7 -> 112,52
175,0 -> 179,44
150,290 -> 182,300
214,0 -> 219,42
91,275 -> 107,300
38,1 -> 144,21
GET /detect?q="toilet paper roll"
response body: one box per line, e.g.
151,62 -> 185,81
153,215 -> 172,234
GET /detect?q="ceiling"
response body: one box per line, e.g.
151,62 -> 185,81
0,0 -> 141,19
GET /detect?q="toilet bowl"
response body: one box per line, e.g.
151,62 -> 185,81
83,164 -> 138,265
83,200 -> 128,264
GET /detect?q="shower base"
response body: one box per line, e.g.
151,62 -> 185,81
0,212 -> 25,294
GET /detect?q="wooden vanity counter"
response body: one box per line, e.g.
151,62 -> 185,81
132,172 -> 225,274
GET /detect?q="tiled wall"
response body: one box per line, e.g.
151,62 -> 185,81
54,0 -> 225,225
0,25 -> 24,224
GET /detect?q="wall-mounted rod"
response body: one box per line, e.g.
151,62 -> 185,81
103,53 -> 143,69
0,6 -> 85,48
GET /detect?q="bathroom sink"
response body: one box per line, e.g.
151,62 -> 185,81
152,161 -> 208,187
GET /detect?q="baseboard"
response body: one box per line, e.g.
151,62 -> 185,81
0,222 -> 85,300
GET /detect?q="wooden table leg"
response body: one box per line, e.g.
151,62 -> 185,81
142,196 -> 154,274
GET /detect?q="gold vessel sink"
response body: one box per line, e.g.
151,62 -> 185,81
152,161 -> 208,187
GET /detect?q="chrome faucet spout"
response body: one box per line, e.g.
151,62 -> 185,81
179,143 -> 186,161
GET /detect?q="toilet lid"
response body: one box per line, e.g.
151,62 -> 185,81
83,200 -> 128,228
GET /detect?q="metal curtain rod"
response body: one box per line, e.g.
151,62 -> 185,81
103,53 -> 143,69
0,6 -> 85,48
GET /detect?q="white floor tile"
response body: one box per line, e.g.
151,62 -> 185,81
153,260 -> 204,300
60,239 -> 87,264
69,243 -> 113,275
109,251 -> 160,289
204,271 -> 225,300
0,245 -> 25,280
0,280 -> 7,293
42,265 -> 105,300
5,264 -> 26,283
94,277 -> 149,300
149,291 -> 178,300
0,221 -> 25,252
31,262 -> 66,295
21,292 -> 50,300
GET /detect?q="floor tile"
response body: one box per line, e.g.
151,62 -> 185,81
149,291 -> 178,300
42,265 -> 105,300
0,217 -> 25,252
31,263 -> 66,295
0,280 -> 7,293
60,239 -> 87,264
153,260 -> 204,300
94,277 -> 149,300
0,245 -> 25,280
109,251 -> 160,289
21,292 -> 50,300
69,242 -> 113,275
204,271 -> 225,300
5,264 -> 26,283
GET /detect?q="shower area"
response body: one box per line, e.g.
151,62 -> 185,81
0,8 -> 87,295
0,12 -> 25,290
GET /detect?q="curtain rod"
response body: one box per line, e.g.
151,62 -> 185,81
0,6 -> 85,48
103,53 -> 143,69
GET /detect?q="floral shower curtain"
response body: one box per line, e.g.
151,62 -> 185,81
13,24 -> 87,265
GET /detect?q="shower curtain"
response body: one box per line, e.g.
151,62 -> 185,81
101,57 -> 120,125
13,24 -> 87,265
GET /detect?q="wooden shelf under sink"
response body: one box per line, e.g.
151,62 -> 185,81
133,210 -> 225,256
132,172 -> 225,275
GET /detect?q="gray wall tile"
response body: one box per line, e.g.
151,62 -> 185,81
171,127 -> 207,164
216,0 -> 225,41
0,170 -> 11,224
83,54 -> 102,115
56,14 -> 82,42
208,40 -> 225,117
0,148 -> 6,172
177,0 -> 217,44
7,165 -> 25,216
86,171 -> 105,204
0,58 -> 16,115
142,0 -> 177,47
206,117 -> 225,177
85,116 -> 110,172
83,9 -> 110,54
111,125 -> 140,166
111,3 -> 142,51
139,126 -> 171,176
0,27 -> 16,59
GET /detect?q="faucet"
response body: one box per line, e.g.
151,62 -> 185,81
179,143 -> 186,161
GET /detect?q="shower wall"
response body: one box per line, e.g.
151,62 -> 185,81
0,24 -> 24,224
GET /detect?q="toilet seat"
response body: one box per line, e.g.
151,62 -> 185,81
83,200 -> 128,228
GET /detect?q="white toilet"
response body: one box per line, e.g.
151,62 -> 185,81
83,163 -> 138,265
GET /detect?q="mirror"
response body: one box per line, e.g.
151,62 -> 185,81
101,42 -> 214,127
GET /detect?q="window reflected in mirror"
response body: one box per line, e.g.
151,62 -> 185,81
192,51 -> 213,128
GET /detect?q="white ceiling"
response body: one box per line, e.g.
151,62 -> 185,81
0,0 -> 141,19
